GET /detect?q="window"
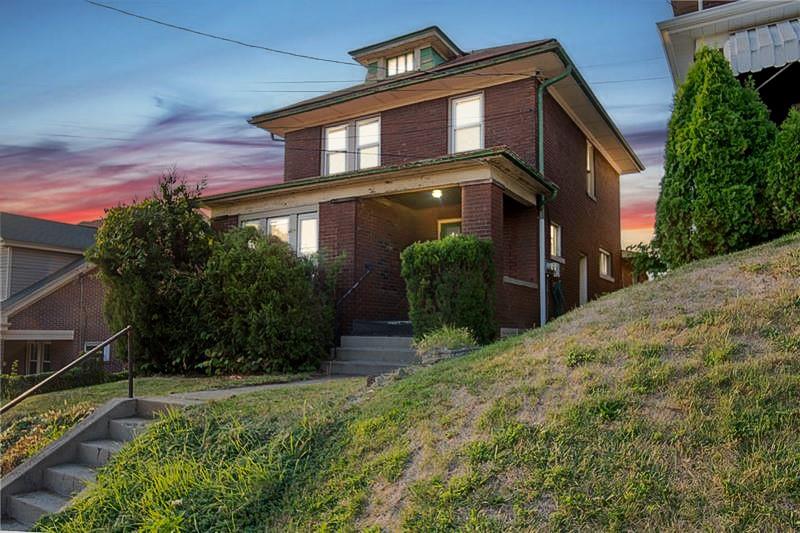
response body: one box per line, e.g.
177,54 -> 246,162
323,117 -> 381,175
387,51 -> 415,76
450,93 -> 483,153
25,342 -> 51,375
438,218 -> 462,239
85,342 -> 111,362
324,124 -> 348,175
242,211 -> 318,256
356,118 -> 380,170
586,141 -> 596,198
297,213 -> 319,256
549,222 -> 562,258
599,249 -> 613,280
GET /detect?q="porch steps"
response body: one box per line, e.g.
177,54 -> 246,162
328,323 -> 416,376
0,401 -> 175,531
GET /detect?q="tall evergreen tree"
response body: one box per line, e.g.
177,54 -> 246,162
766,108 -> 800,233
654,48 -> 776,267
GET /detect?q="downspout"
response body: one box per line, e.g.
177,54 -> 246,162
536,63 -> 572,327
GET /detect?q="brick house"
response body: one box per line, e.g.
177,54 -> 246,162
0,213 -> 114,375
203,27 -> 643,346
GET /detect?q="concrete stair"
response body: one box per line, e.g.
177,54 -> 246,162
0,399 -> 178,531
327,325 -> 416,376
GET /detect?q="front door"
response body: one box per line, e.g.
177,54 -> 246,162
579,255 -> 588,306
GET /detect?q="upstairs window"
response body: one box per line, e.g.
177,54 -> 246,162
387,51 -> 415,76
549,222 -> 562,258
586,141 -> 596,199
450,93 -> 483,153
323,117 -> 381,175
324,124 -> 348,175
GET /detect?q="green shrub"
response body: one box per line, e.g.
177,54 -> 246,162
400,235 -> 495,343
0,366 -> 127,401
413,325 -> 477,361
198,228 -> 337,374
654,48 -> 776,267
87,171 -> 213,373
624,242 -> 666,279
766,108 -> 800,232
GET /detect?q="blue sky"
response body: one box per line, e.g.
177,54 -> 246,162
0,0 -> 675,244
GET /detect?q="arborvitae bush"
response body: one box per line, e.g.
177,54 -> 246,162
654,48 -> 776,267
766,108 -> 800,233
400,235 -> 495,343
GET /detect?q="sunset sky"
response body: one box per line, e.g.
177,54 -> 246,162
1,0 -> 674,246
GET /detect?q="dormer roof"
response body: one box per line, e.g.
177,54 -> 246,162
348,26 -> 463,66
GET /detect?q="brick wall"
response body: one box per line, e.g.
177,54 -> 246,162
3,269 -> 117,373
284,126 -> 322,181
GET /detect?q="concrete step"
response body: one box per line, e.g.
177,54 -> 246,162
0,515 -> 28,531
327,360 -> 407,376
78,439 -> 124,467
6,490 -> 68,527
351,320 -> 413,336
44,463 -> 96,497
109,416 -> 153,442
340,335 -> 413,349
335,347 -> 417,364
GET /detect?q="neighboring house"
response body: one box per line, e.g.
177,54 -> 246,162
0,212 -> 113,375
202,27 -> 643,337
658,0 -> 800,122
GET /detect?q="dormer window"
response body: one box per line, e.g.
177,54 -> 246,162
387,52 -> 415,76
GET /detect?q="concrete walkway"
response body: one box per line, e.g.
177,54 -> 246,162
146,376 -> 342,404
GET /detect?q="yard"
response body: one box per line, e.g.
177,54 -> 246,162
0,372 -> 311,475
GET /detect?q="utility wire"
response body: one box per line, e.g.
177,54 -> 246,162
85,0 -> 360,67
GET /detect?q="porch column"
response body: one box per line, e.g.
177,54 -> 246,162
461,183 -> 504,336
319,198 -> 358,334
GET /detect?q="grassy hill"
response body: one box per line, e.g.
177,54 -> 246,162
39,235 -> 800,531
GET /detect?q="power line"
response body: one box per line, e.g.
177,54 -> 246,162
85,0 -> 360,67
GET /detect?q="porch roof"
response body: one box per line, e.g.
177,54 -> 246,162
201,147 -> 557,211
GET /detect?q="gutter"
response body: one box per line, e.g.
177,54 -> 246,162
535,63 -> 573,328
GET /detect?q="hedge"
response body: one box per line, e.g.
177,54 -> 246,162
1,366 -> 127,401
400,235 -> 496,343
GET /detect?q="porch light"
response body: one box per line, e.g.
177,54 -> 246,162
431,189 -> 443,199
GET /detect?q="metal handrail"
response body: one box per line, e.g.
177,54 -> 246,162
0,325 -> 133,415
336,266 -> 372,308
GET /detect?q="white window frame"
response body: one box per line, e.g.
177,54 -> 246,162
297,212 -> 320,257
356,116 -> 381,170
240,209 -> 319,257
85,341 -> 111,362
322,116 -> 381,176
449,92 -> 484,154
599,248 -> 614,281
586,141 -> 596,200
25,341 -> 51,375
549,222 -> 563,261
387,51 -> 415,76
322,123 -> 350,176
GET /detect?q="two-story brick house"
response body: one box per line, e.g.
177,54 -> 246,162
203,27 -> 643,353
0,213 -> 114,375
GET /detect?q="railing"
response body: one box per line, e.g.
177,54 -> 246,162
0,325 -> 133,415
334,266 -> 372,345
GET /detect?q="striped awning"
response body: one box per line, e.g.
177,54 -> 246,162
724,19 -> 800,75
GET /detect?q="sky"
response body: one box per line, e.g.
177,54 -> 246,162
0,0 -> 675,246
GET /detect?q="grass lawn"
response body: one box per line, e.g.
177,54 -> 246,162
0,372 -> 311,475
35,234 -> 800,531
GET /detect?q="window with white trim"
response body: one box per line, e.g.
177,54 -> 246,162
387,51 -> 415,76
450,93 -> 483,153
599,248 -> 612,279
586,141 -> 596,198
438,218 -> 462,239
85,341 -> 111,362
549,222 -> 562,258
356,117 -> 380,170
322,117 -> 381,175
241,211 -> 319,256
25,342 -> 51,375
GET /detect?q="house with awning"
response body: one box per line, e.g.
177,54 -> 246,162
0,213 -> 113,375
658,0 -> 800,122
